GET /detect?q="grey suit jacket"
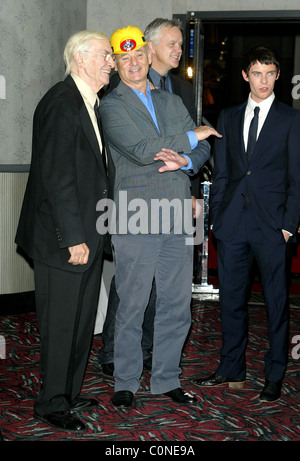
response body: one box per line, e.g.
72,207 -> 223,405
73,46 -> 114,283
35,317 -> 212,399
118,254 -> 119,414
100,81 -> 210,234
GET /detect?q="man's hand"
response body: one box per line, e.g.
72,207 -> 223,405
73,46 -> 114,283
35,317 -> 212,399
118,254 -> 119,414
154,148 -> 188,173
68,243 -> 89,265
194,125 -> 222,141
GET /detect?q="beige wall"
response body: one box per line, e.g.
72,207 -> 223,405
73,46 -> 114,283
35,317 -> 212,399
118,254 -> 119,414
87,0 -> 300,36
0,0 -> 87,165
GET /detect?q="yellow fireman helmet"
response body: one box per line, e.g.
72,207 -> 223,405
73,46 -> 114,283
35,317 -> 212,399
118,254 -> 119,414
110,26 -> 147,54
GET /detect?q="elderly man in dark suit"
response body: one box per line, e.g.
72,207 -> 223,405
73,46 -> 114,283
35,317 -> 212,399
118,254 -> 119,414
193,46 -> 300,402
15,30 -> 115,432
100,25 -> 221,409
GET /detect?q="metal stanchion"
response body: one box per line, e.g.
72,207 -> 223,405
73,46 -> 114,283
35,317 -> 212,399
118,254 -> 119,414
192,181 -> 219,300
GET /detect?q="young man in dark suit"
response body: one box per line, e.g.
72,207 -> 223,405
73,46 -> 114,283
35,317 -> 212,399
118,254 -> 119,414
193,46 -> 300,402
15,30 -> 115,432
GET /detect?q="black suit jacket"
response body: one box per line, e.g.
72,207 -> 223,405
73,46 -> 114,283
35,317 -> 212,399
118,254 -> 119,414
15,75 -> 114,272
211,97 -> 300,242
167,73 -> 196,123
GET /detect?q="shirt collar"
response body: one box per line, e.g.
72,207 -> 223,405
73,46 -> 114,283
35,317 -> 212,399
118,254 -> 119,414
131,80 -> 152,98
246,92 -> 275,114
149,66 -> 168,88
71,72 -> 99,107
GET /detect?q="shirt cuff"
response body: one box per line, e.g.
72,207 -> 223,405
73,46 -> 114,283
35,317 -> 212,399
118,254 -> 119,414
181,154 -> 193,171
187,131 -> 198,150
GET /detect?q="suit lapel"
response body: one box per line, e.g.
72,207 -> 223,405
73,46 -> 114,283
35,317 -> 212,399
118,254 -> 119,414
251,98 -> 279,159
117,81 -> 160,134
151,92 -> 166,134
64,76 -> 107,176
230,102 -> 247,163
169,74 -> 180,96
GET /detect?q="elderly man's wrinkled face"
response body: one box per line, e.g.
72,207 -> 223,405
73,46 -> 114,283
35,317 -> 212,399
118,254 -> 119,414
80,39 -> 114,91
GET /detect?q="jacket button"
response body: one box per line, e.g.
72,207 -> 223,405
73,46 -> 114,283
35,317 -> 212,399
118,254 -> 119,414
247,170 -> 251,175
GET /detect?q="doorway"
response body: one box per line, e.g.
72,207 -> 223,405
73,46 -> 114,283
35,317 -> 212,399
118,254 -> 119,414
173,11 -> 300,277
174,11 -> 300,128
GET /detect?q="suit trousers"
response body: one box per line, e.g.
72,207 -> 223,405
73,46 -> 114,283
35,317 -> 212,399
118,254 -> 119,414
215,207 -> 289,382
98,274 -> 155,364
112,233 -> 193,394
33,247 -> 103,416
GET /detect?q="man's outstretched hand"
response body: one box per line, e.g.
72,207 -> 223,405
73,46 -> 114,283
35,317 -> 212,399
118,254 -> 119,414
154,148 -> 188,173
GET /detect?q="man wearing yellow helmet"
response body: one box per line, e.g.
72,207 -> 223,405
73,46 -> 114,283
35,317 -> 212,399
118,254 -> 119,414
110,25 -> 148,54
100,25 -> 221,409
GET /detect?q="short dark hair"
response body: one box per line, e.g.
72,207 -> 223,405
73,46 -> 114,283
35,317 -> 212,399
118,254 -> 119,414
242,45 -> 280,75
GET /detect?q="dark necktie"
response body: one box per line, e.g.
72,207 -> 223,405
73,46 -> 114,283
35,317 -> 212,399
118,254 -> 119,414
94,101 -> 107,172
160,76 -> 166,90
246,106 -> 260,161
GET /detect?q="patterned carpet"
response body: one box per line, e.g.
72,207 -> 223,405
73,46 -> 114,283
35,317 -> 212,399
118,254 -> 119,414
0,298 -> 300,443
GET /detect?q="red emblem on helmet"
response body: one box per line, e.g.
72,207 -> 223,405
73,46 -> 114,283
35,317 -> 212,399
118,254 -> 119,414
120,39 -> 137,52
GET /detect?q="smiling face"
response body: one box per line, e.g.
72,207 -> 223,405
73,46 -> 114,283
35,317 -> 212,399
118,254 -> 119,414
115,46 -> 149,91
242,61 -> 280,103
75,38 -> 114,92
148,26 -> 183,75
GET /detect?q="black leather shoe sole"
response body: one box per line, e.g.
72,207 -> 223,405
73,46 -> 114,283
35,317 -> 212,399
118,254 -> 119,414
111,390 -> 134,408
34,410 -> 86,433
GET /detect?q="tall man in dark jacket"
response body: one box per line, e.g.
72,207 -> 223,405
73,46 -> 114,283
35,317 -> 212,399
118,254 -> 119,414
193,46 -> 300,402
15,30 -> 115,432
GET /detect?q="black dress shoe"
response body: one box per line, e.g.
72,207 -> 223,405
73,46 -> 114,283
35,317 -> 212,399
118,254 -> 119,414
101,362 -> 114,378
70,397 -> 98,413
193,372 -> 245,389
143,357 -> 152,372
34,410 -> 86,433
259,379 -> 282,402
111,390 -> 134,408
164,388 -> 197,404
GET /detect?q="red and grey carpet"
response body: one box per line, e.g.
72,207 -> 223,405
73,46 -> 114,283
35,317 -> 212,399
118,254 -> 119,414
0,297 -> 299,443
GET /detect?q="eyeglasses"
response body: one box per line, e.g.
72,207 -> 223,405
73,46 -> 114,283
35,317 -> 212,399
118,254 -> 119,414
84,50 -> 113,62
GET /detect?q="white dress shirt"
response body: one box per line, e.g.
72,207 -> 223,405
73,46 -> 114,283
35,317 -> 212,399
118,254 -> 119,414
71,72 -> 103,152
243,92 -> 275,150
